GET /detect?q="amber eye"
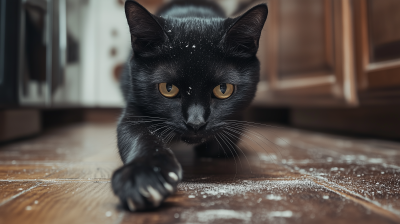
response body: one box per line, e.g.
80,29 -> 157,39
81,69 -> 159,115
159,83 -> 179,98
213,83 -> 234,99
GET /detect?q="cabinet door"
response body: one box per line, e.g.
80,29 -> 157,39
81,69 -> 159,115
254,0 -> 358,107
354,0 -> 400,104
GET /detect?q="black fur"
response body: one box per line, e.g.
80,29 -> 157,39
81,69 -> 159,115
112,0 -> 268,211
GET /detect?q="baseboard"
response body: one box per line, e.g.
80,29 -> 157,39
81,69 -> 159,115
291,106 -> 400,140
0,109 -> 41,142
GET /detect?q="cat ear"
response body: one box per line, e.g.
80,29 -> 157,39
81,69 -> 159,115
223,4 -> 268,57
125,0 -> 167,55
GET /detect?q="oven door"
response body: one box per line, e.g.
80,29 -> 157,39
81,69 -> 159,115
7,0 -> 82,107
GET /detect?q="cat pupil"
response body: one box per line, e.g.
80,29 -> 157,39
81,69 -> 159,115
220,84 -> 227,94
166,83 -> 173,92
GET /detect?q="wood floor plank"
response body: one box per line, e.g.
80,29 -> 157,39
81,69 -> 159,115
0,182 -> 122,224
0,181 -> 39,205
292,163 -> 400,216
254,127 -> 400,166
0,124 -> 120,163
0,162 -> 122,181
0,164 -> 59,180
46,162 -> 121,180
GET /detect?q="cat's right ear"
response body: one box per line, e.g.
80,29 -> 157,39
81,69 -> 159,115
125,0 -> 167,55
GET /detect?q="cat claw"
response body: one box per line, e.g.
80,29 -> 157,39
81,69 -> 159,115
163,182 -> 174,193
147,186 -> 162,207
138,186 -> 163,207
127,198 -> 136,211
139,187 -> 150,198
168,172 -> 179,182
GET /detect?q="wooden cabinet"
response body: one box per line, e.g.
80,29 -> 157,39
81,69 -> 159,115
253,0 -> 400,107
353,0 -> 400,104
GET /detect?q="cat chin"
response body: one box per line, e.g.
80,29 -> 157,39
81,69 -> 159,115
180,135 -> 209,144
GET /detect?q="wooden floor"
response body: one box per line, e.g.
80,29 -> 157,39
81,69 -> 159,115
0,123 -> 399,224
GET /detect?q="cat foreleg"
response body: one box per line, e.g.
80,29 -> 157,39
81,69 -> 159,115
111,119 -> 182,211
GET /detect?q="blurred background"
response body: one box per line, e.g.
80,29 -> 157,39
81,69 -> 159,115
0,0 -> 400,142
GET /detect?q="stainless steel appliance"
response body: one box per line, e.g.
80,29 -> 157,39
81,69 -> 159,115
0,0 -> 83,107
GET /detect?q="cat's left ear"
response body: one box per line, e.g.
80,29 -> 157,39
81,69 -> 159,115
223,4 -> 268,57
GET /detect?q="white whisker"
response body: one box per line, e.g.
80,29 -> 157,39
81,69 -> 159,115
220,132 -> 243,170
214,134 -> 236,179
222,130 -> 252,173
227,124 -> 283,160
225,126 -> 278,162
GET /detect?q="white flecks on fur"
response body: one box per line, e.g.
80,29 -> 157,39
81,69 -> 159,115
147,186 -> 162,206
127,198 -> 136,211
169,172 -> 179,181
164,182 -> 174,193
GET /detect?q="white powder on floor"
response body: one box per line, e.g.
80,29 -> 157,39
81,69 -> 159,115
179,179 -> 317,197
181,209 -> 294,223
196,210 -> 252,223
266,194 -> 283,200
274,138 -> 290,147
268,211 -> 293,217
259,154 -> 278,162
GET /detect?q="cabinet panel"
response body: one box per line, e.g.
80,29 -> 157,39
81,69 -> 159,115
368,0 -> 400,62
278,0 -> 331,77
253,0 -> 357,107
354,0 -> 400,95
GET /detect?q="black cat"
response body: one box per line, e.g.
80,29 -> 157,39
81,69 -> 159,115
111,0 -> 268,211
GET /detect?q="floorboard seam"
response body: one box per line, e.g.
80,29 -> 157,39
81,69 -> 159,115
310,176 -> 400,222
281,163 -> 400,222
0,182 -> 42,207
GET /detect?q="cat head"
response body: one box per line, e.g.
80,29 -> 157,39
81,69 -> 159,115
124,0 -> 268,143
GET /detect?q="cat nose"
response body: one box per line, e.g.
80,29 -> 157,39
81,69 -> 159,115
186,104 -> 207,133
187,120 -> 207,133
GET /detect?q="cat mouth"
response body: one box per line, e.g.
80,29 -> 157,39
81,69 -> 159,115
180,135 -> 209,144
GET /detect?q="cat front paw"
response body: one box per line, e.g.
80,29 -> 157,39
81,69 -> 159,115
111,156 -> 182,211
